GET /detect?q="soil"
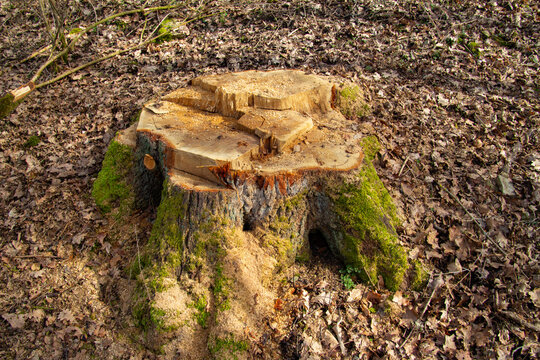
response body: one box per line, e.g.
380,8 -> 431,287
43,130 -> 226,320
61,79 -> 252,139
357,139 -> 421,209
0,0 -> 538,359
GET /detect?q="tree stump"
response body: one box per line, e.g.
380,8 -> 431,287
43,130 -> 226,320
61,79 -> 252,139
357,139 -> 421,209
93,70 -> 409,358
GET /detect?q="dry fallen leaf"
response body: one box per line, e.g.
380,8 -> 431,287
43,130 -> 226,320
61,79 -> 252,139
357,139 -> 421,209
57,310 -> 75,324
29,309 -> 45,322
529,288 -> 540,308
392,291 -> 409,307
347,288 -> 364,303
312,291 -> 333,306
2,313 -> 25,329
426,224 -> 439,249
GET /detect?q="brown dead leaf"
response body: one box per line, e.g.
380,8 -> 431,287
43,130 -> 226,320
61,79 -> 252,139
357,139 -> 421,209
274,298 -> 284,311
347,288 -> 364,302
367,291 -> 382,305
29,309 -> 45,323
447,258 -> 463,273
57,309 -> 75,323
312,291 -> 333,306
444,334 -> 457,354
392,291 -> 409,306
2,313 -> 25,329
529,288 -> 540,307
426,224 -> 439,249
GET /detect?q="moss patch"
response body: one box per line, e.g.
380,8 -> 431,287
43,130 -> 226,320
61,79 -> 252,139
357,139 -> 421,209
333,136 -> 407,291
148,182 -> 185,261
0,92 -> 22,120
337,84 -> 370,119
157,18 -> 187,43
130,180 -> 185,283
130,189 -> 237,338
360,135 -> 381,162
411,260 -> 429,291
132,300 -> 167,332
213,263 -> 231,313
23,135 -> 41,148
190,296 -> 210,328
92,140 -> 135,215
208,334 -> 249,360
265,192 -> 307,269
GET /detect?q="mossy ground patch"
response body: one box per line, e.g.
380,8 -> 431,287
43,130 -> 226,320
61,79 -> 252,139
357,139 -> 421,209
92,140 -> 135,215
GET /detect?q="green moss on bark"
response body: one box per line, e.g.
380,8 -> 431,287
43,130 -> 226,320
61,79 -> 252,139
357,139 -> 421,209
149,182 -> 185,258
0,93 -> 21,120
92,140 -> 135,215
130,181 -> 185,282
333,136 -> 407,291
337,85 -> 370,119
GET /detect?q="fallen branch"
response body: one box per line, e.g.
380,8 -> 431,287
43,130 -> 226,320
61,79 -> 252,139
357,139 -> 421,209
0,4 -> 214,120
30,3 -> 185,84
20,44 -> 53,64
36,31 -> 166,89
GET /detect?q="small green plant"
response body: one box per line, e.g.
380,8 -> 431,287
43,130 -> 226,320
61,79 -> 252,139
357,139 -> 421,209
340,265 -> 362,290
191,296 -> 210,328
465,41 -> 481,57
156,18 -> 187,43
115,19 -> 128,31
219,11 -> 228,25
492,33 -> 516,49
24,135 -> 41,148
457,33 -> 482,58
68,27 -> 83,35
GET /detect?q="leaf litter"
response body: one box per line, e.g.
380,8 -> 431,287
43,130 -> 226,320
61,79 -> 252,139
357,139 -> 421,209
0,0 -> 539,358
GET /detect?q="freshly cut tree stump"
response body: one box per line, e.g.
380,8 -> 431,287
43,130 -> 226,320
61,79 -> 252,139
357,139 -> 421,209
93,70 -> 409,358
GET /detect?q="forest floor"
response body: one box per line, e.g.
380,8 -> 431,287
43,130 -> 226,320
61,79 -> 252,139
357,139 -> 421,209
0,0 -> 539,359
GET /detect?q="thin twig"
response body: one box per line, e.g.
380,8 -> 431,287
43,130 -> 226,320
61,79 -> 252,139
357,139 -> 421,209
36,32 -> 163,89
436,181 -> 506,253
146,13 -> 171,42
139,17 -> 149,43
398,155 -> 410,177
420,275 -> 442,320
498,310 -> 540,333
14,254 -> 60,259
399,274 -> 443,349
